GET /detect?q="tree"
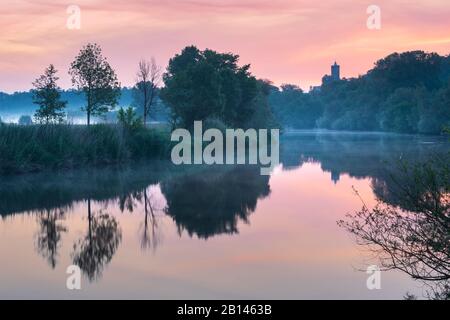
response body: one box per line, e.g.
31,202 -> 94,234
32,64 -> 67,124
134,58 -> 161,126
18,115 -> 33,125
69,43 -> 121,125
117,106 -> 142,131
71,199 -> 122,281
160,46 -> 274,128
339,158 -> 449,299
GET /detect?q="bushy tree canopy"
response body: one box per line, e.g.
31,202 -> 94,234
69,43 -> 121,125
32,64 -> 67,124
161,46 -> 275,129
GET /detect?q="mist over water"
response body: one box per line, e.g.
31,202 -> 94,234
0,131 -> 448,299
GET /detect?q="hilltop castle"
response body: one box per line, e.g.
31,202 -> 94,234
322,61 -> 340,85
309,61 -> 341,92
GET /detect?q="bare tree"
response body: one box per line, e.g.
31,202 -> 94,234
134,58 -> 162,126
140,188 -> 162,251
339,158 -> 450,299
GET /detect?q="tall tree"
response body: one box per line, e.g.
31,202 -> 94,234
32,64 -> 67,124
69,43 -> 121,125
134,58 -> 161,126
160,46 -> 274,128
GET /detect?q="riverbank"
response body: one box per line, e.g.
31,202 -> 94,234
0,124 -> 172,175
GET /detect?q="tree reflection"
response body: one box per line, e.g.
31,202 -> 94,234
160,166 -> 270,239
71,199 -> 122,281
116,186 -> 163,252
35,209 -> 67,269
139,189 -> 162,251
339,157 -> 449,299
118,191 -> 142,213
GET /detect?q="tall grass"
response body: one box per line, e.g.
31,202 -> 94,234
0,124 -> 171,174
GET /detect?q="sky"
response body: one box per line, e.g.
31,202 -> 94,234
0,0 -> 449,93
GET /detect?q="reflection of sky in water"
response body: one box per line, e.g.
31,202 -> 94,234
0,163 -> 423,299
0,132 -> 447,299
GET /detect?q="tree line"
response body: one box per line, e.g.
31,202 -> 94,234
5,46 -> 448,134
29,43 -> 162,127
270,51 -> 450,134
23,43 -> 275,130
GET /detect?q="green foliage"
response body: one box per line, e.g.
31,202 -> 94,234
0,124 -> 170,175
161,46 -> 276,129
69,43 -> 121,125
271,51 -> 450,134
269,84 -> 322,129
380,87 -> 421,133
32,64 -> 67,124
117,107 -> 143,131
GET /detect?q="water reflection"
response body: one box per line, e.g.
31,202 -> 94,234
35,209 -> 67,269
71,199 -> 122,281
339,155 -> 449,299
161,166 -> 270,239
139,189 -> 163,251
0,132 -> 448,294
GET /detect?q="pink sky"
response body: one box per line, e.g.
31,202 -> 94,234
0,0 -> 449,92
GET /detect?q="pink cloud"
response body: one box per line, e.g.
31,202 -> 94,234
0,0 -> 449,92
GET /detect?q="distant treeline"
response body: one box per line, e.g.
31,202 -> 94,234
0,88 -> 168,122
269,51 -> 450,134
2,49 -> 449,134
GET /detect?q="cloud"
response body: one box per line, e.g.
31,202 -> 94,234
0,0 -> 449,92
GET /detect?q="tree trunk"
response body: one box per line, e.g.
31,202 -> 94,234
87,110 -> 91,126
88,198 -> 92,244
143,89 -> 148,128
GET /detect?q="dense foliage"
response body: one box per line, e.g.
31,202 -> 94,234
271,51 -> 450,134
161,46 -> 276,129
69,43 -> 121,125
32,64 -> 67,124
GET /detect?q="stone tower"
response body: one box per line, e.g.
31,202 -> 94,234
331,61 -> 340,81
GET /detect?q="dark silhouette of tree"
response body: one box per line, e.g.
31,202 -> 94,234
339,157 -> 449,299
32,64 -> 67,124
134,58 -> 161,126
35,209 -> 67,269
139,189 -> 162,251
116,187 -> 162,251
71,198 -> 122,281
69,43 -> 121,125
161,167 -> 270,239
161,46 -> 276,129
117,106 -> 142,131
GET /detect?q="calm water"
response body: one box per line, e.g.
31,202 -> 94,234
0,131 -> 448,299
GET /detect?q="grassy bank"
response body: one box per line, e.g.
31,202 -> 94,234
0,124 -> 171,175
